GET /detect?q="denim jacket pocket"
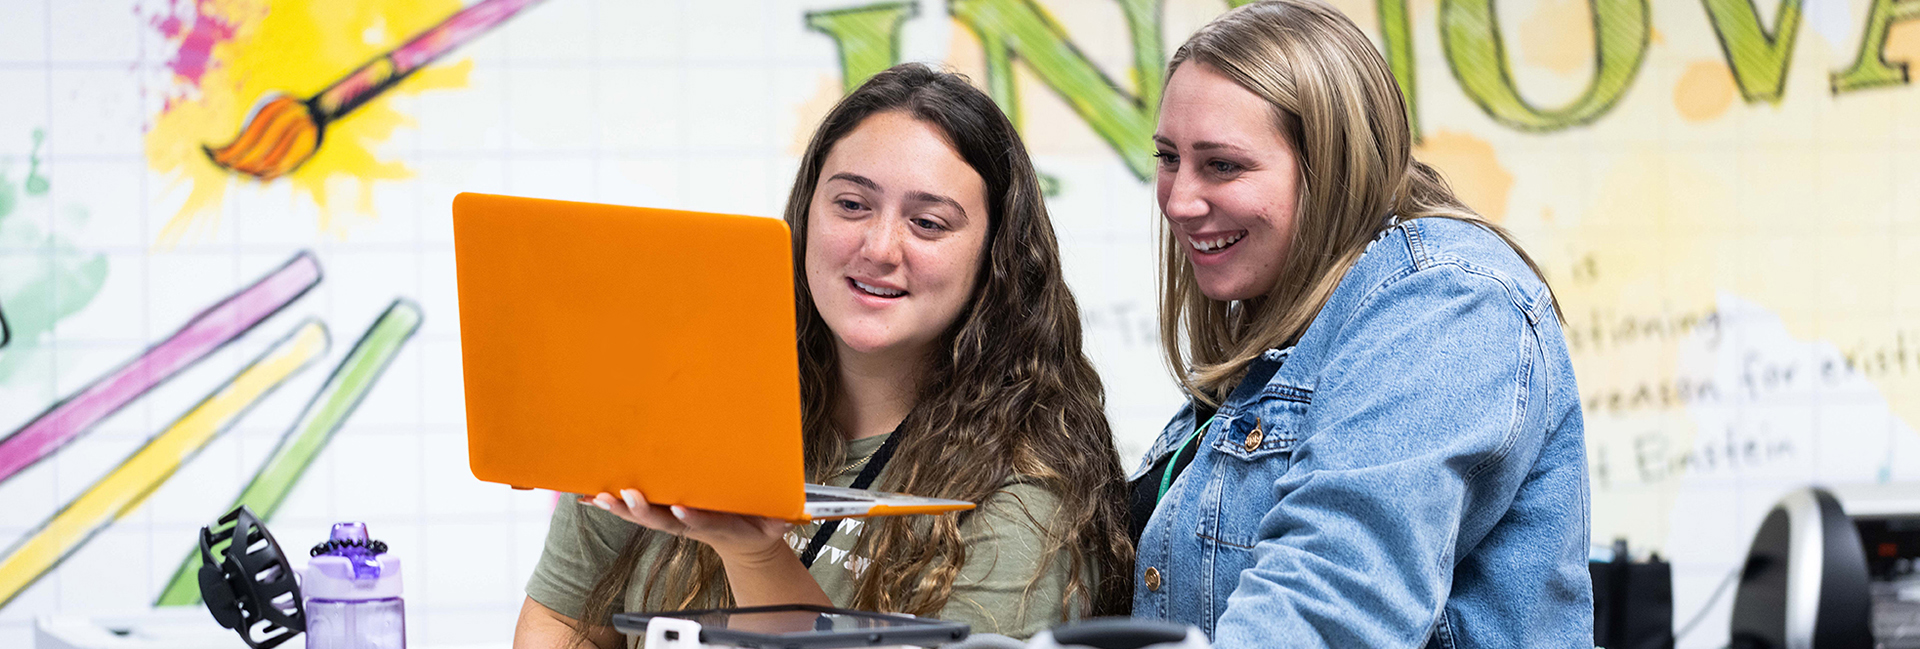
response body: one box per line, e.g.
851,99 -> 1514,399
1201,386 -> 1310,552
1209,386 -> 1308,462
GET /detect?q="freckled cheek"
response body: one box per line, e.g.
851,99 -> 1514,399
906,244 -> 978,300
804,240 -> 854,297
808,224 -> 862,267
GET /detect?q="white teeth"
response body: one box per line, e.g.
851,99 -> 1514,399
1190,231 -> 1246,253
853,280 -> 905,297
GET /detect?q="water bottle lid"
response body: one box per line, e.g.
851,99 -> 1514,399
302,522 -> 402,601
311,523 -> 388,561
303,554 -> 403,601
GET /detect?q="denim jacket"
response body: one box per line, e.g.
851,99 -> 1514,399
1130,218 -> 1592,648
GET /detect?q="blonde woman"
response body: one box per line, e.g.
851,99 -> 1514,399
1130,1 -> 1591,646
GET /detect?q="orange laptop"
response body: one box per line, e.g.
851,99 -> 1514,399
452,193 -> 972,522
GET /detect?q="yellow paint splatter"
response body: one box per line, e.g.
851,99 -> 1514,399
1674,60 -> 1736,123
1413,130 -> 1513,222
145,0 -> 470,245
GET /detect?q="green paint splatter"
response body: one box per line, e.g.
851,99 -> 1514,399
0,173 -> 16,221
0,146 -> 110,385
25,129 -> 48,196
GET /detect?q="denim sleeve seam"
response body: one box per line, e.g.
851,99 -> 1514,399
1433,255 -> 1543,325
1330,260 -> 1535,484
1452,263 -> 1535,484
1337,264 -> 1420,336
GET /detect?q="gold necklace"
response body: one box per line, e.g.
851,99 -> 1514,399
832,447 -> 881,480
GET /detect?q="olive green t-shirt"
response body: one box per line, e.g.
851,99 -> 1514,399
525,434 -> 1079,643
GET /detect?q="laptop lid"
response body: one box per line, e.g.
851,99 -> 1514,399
453,193 -> 808,521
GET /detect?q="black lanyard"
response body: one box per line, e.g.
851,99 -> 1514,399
798,424 -> 905,569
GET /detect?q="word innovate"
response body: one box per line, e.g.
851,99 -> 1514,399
805,0 -> 1918,178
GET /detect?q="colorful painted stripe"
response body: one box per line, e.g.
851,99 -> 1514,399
0,320 -> 329,609
154,299 -> 422,606
0,252 -> 321,485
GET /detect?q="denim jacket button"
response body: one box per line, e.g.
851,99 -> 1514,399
1243,427 -> 1264,452
1144,566 -> 1162,591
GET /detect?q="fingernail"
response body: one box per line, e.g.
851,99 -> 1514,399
594,498 -> 612,511
621,489 -> 639,510
670,506 -> 688,519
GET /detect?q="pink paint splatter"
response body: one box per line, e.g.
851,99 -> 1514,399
142,0 -> 240,89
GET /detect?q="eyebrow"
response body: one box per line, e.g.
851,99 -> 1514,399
826,172 -> 879,190
1192,140 -> 1248,153
827,172 -> 968,218
906,191 -> 967,217
1151,137 -> 1250,154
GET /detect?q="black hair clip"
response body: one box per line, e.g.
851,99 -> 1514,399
310,537 -> 389,557
197,506 -> 305,649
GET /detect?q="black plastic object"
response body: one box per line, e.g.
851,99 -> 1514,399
1730,487 -> 1873,649
197,505 -> 305,649
1049,618 -> 1191,649
613,604 -> 970,648
1590,539 -> 1674,649
310,537 -> 388,557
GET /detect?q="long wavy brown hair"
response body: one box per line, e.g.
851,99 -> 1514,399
576,63 -> 1133,640
1159,0 -> 1561,400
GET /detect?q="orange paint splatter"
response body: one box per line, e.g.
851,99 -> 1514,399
1413,130 -> 1514,223
1889,16 -> 1920,65
791,75 -> 843,156
1674,60 -> 1736,123
1519,0 -> 1592,75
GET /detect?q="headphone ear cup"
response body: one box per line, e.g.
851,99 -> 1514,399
198,562 -> 242,629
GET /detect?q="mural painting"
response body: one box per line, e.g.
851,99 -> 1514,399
0,1 -> 1914,647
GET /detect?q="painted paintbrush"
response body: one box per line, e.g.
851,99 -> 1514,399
205,0 -> 546,180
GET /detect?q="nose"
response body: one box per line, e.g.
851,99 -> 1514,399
855,212 -> 906,268
1160,166 -> 1208,223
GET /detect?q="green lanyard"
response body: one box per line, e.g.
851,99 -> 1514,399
1156,417 -> 1214,501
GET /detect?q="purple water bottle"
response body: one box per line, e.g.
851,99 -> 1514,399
303,523 -> 405,649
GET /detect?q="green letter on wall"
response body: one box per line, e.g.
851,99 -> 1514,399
807,2 -> 919,93
1377,0 -> 1422,141
1702,0 -> 1805,103
1831,0 -> 1920,93
950,0 -> 1162,180
1441,0 -> 1650,131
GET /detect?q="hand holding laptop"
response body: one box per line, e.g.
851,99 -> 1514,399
581,487 -> 838,609
582,489 -> 793,560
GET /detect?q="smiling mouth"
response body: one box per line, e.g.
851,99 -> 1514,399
849,278 -> 907,298
1189,231 -> 1247,254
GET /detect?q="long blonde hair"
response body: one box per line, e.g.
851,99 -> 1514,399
575,64 -> 1132,641
1160,0 -> 1558,399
